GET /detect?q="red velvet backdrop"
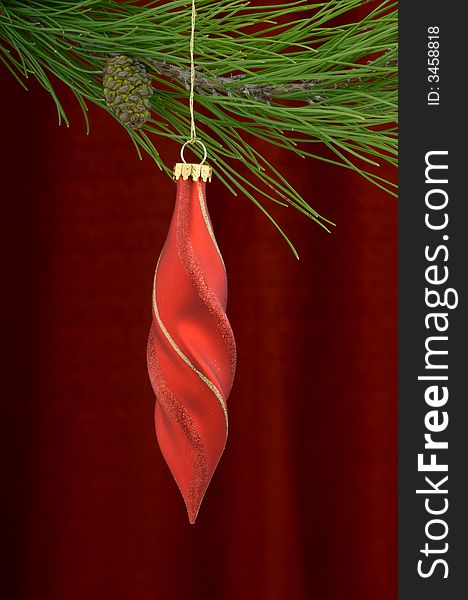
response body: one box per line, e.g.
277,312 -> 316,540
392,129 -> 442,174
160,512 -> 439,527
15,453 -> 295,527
1,40 -> 397,600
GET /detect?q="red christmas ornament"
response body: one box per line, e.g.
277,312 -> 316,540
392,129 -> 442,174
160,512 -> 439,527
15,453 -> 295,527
147,162 -> 236,523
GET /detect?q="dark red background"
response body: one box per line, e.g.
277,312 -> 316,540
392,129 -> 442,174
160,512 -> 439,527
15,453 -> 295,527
1,55 -> 396,599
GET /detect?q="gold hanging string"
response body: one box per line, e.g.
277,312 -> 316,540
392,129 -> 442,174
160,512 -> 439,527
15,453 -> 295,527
178,0 -> 208,166
188,0 -> 197,143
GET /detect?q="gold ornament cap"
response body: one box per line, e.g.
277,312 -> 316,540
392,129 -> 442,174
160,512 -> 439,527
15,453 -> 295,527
173,163 -> 212,182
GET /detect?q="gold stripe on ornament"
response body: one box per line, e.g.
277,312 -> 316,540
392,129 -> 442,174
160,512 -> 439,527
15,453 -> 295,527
197,183 -> 225,271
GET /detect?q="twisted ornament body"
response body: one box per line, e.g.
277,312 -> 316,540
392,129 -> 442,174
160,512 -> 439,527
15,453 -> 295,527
147,170 -> 236,523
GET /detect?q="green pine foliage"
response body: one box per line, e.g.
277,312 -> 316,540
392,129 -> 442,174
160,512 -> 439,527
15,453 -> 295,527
0,0 -> 397,255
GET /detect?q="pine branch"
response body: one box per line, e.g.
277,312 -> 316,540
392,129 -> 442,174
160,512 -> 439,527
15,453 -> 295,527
0,0 -> 398,255
147,56 -> 398,103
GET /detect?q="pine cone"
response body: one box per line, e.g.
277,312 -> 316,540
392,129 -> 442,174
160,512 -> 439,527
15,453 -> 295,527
103,55 -> 153,129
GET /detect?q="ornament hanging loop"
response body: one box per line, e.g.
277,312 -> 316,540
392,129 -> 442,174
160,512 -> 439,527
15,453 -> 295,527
180,139 -> 207,165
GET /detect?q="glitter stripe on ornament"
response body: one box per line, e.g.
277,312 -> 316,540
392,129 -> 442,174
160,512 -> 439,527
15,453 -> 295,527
151,258 -> 228,427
